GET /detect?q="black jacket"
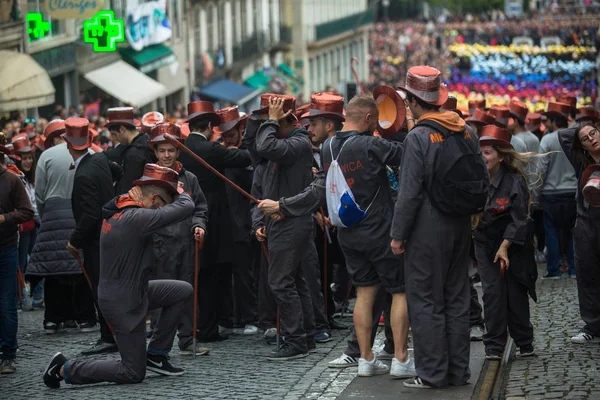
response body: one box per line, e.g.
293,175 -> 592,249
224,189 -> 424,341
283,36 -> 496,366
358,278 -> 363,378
114,133 -> 155,195
70,153 -> 116,249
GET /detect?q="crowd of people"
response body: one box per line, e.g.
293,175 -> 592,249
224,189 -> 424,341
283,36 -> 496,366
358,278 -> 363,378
0,16 -> 599,396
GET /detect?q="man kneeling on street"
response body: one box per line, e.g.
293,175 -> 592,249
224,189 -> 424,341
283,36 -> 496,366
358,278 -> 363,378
43,163 -> 195,387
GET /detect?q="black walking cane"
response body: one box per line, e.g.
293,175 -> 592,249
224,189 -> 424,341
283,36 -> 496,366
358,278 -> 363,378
193,232 -> 205,357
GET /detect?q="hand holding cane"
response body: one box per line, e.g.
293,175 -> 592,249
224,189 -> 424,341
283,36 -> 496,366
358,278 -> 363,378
193,231 -> 205,357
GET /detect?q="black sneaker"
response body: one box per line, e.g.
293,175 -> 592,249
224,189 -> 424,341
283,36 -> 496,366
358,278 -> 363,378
78,322 -> 99,333
267,343 -> 309,361
64,320 -> 78,332
43,352 -> 66,388
315,331 -> 332,343
44,321 -> 63,334
519,345 -> 535,357
146,353 -> 185,376
266,334 -> 286,346
307,339 -> 317,354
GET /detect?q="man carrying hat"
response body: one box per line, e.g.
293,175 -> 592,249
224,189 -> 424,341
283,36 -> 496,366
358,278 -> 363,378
179,101 -> 251,342
43,164 -> 195,388
535,102 -> 578,279
136,122 -> 209,354
257,96 -> 412,376
63,117 -> 119,355
105,107 -> 155,195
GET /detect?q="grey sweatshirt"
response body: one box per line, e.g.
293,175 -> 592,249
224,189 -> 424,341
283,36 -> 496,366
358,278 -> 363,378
533,131 -> 577,200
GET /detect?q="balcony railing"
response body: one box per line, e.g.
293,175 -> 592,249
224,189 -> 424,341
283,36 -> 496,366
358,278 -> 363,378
311,9 -> 375,42
232,31 -> 269,64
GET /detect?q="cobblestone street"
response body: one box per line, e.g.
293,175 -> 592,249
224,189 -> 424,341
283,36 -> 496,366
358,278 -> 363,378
504,266 -> 600,400
1,310 -> 359,399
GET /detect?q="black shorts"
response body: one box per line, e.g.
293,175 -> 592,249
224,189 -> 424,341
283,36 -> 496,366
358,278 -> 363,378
338,208 -> 405,293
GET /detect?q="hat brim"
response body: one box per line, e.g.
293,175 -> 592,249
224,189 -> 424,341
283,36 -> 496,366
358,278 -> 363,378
44,129 -> 65,150
252,106 -> 269,115
15,146 -> 32,154
581,164 -> 600,190
148,136 -> 184,150
132,177 -> 178,195
543,110 -> 569,120
466,118 -> 486,125
213,115 -> 249,134
186,112 -> 221,126
397,83 -> 448,107
302,109 -> 346,122
575,114 -> 598,122
509,111 -> 526,123
373,85 -> 406,138
494,118 -> 515,128
61,132 -> 92,151
479,136 -> 514,149
105,120 -> 137,129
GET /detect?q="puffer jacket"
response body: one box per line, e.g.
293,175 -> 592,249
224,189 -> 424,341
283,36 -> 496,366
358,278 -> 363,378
27,197 -> 81,276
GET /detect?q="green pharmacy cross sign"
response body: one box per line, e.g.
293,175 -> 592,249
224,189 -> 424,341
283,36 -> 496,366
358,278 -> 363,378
27,13 -> 51,41
83,10 -> 125,52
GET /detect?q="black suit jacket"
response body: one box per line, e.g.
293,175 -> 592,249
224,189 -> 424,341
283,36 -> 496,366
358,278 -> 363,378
114,133 -> 155,196
70,153 -> 116,249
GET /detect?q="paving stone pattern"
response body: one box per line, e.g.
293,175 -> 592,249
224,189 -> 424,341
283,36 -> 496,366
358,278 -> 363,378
1,311 -> 360,399
504,266 -> 600,400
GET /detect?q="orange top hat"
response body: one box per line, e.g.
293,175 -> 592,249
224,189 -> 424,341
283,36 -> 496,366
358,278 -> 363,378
441,96 -> 463,118
490,105 -> 515,128
253,93 -> 297,118
11,136 -> 32,158
575,106 -> 598,123
525,112 -> 546,134
558,95 -> 577,113
43,119 -> 66,150
479,125 -> 513,149
148,123 -> 182,150
141,112 -> 165,134
397,66 -> 448,106
302,92 -> 345,121
62,118 -> 92,150
468,99 -> 486,113
132,163 -> 180,194
543,102 -> 571,120
509,100 -> 528,123
106,107 -> 136,129
186,101 -> 220,125
466,109 -> 495,126
373,85 -> 406,138
214,106 -> 248,134
295,103 -> 312,127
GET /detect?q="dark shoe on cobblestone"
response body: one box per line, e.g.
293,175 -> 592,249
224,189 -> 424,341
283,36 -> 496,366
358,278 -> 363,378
44,321 -> 63,334
328,318 -> 348,330
485,350 -> 502,360
81,339 -> 118,356
201,333 -> 229,342
266,334 -> 286,346
315,331 -> 332,343
307,340 -> 317,354
43,352 -> 66,388
147,353 -> 185,376
403,376 -> 435,389
267,343 -> 309,361
78,322 -> 99,333
0,359 -> 17,374
519,345 -> 535,357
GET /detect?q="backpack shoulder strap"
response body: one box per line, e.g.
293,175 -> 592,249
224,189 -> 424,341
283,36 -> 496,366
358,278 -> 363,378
329,136 -> 355,162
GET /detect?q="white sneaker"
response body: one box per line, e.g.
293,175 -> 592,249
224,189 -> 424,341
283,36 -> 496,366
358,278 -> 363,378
358,356 -> 389,377
390,356 -> 417,378
470,326 -> 485,341
571,332 -> 600,344
328,353 -> 359,369
373,345 -> 394,360
234,325 -> 259,335
264,327 -> 277,338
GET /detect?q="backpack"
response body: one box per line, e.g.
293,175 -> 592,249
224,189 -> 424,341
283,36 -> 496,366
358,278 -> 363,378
418,120 -> 489,216
326,136 -> 380,228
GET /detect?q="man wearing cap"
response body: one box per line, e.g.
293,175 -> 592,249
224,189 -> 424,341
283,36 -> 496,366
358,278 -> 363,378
43,164 -> 195,387
213,107 -> 259,336
28,120 -> 98,337
141,122 -> 209,353
490,106 -> 528,153
392,66 -> 477,388
178,101 -> 251,342
257,96 -> 412,376
106,107 -> 155,195
63,117 -> 119,355
535,102 -> 578,279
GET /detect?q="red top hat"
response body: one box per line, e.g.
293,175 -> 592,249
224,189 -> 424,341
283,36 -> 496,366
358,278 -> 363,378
295,103 -> 312,127
441,96 -> 463,118
576,106 -> 598,123
186,101 -> 220,125
581,164 -> 600,206
132,163 -> 180,194
105,107 -> 137,129
397,66 -> 448,106
525,112 -> 546,133
543,102 -> 571,120
468,99 -> 486,113
141,112 -> 165,134
11,136 -> 32,158
509,100 -> 528,123
148,123 -> 182,150
466,109 -> 495,126
302,92 -> 345,121
252,93 -> 297,118
214,106 -> 248,134
479,125 -> 513,149
558,95 -> 577,112
373,85 -> 406,138
490,105 -> 515,128
62,117 -> 92,151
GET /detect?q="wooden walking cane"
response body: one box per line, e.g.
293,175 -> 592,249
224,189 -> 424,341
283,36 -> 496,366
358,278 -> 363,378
319,207 -> 332,317
193,232 -> 205,357
351,57 -> 365,95
17,268 -> 25,301
70,249 -> 115,336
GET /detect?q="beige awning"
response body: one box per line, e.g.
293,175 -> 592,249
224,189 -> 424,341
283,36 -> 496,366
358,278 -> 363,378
0,50 -> 55,112
84,60 -> 167,107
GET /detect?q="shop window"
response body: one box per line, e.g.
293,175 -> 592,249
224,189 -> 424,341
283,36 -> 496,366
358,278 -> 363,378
27,0 -> 65,42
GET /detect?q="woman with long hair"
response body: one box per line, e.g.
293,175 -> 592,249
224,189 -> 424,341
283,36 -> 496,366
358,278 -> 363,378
559,123 -> 600,344
474,125 -> 537,360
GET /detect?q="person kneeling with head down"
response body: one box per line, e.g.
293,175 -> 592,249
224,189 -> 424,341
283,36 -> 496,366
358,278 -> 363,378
474,125 -> 537,360
43,164 -> 195,388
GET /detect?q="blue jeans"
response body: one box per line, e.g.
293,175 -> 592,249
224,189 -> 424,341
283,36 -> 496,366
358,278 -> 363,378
543,207 -> 575,276
0,245 -> 19,360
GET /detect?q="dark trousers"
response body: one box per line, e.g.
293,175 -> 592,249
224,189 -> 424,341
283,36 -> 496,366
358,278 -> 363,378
267,219 -> 316,352
344,287 -> 394,357
0,246 -> 18,360
475,243 -> 533,353
196,262 -> 230,339
18,227 -> 37,275
82,243 -> 114,343
257,241 -> 277,330
532,209 -> 545,251
469,279 -> 484,328
303,237 -> 329,332
65,280 -> 192,385
231,241 -> 258,327
541,194 -> 576,276
573,218 -> 600,336
44,275 -> 96,325
315,225 -> 347,317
